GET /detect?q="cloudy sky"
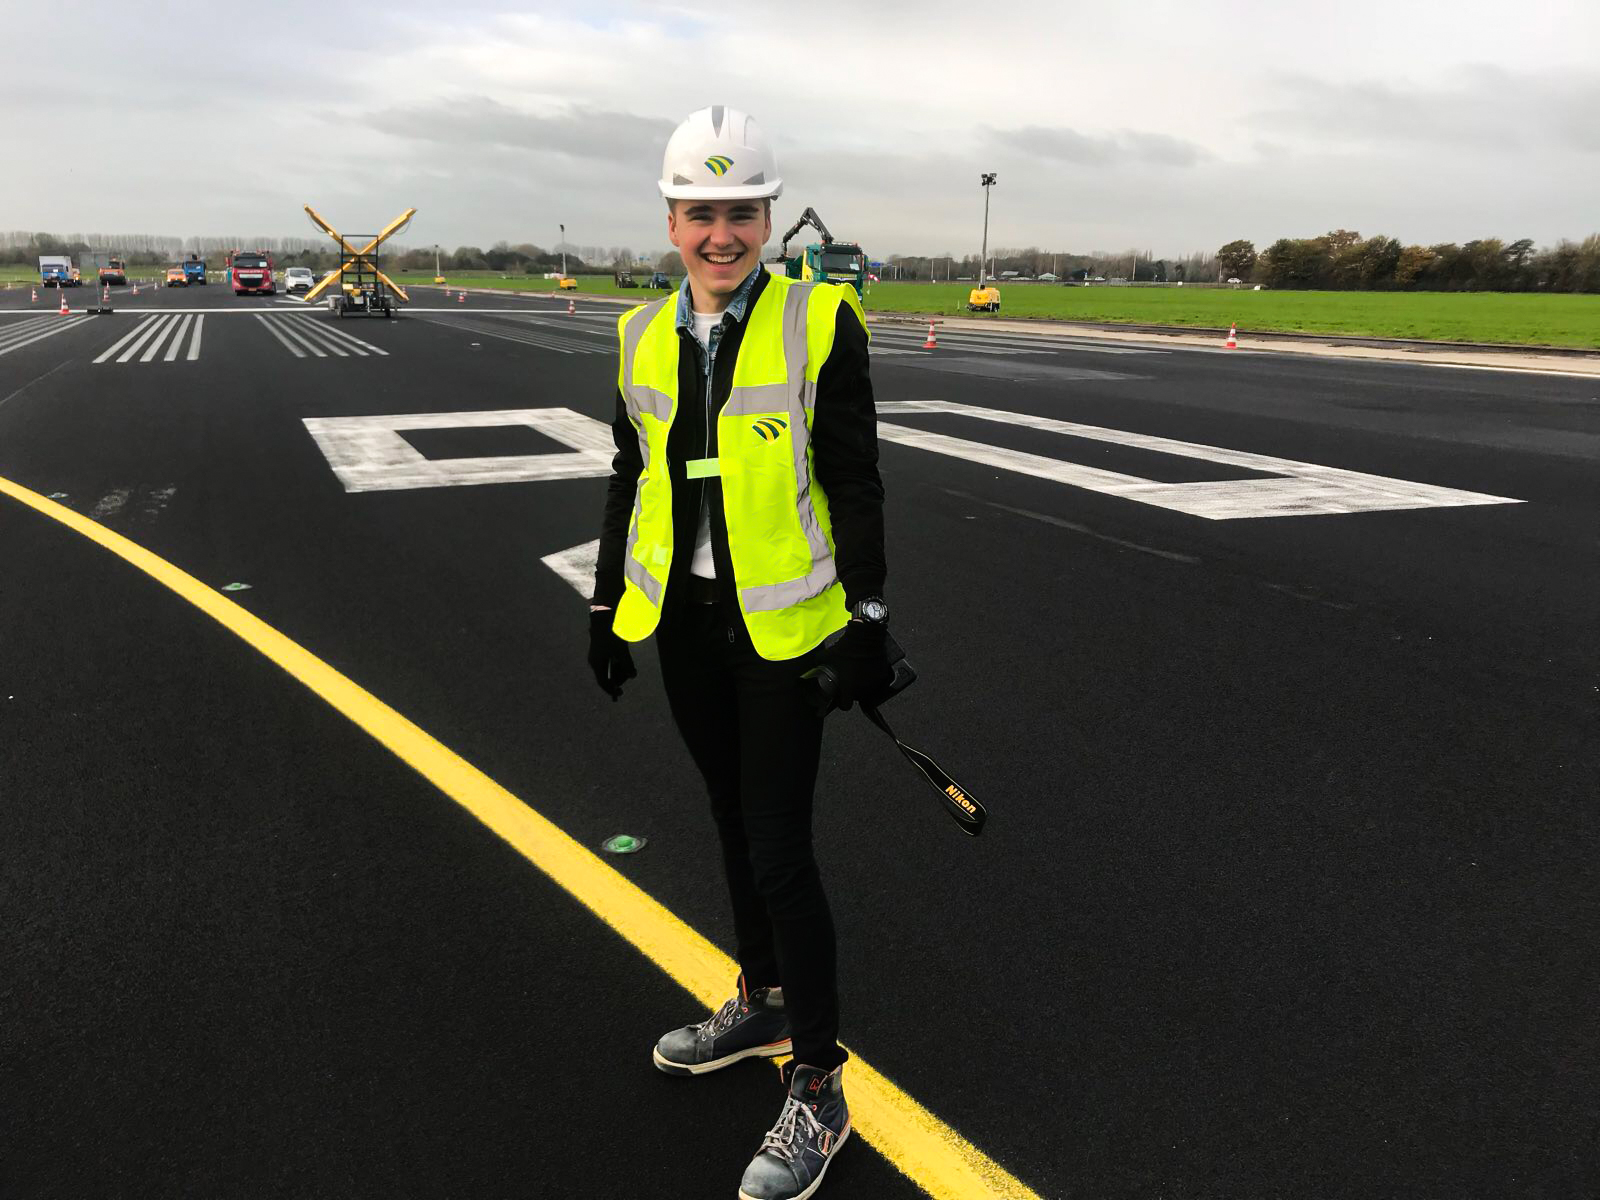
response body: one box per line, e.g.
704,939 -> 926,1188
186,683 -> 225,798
4,0 -> 1596,259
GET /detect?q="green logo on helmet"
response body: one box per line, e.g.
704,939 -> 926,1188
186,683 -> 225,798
704,155 -> 734,176
752,417 -> 788,441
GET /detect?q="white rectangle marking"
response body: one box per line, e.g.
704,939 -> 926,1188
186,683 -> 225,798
302,407 -> 615,493
875,400 -> 1522,519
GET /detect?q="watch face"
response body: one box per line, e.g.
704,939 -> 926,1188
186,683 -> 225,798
859,598 -> 889,623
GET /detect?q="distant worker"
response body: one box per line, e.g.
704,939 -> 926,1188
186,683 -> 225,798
588,104 -> 891,1200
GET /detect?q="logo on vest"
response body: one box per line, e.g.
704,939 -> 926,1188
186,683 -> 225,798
752,417 -> 789,441
704,155 -> 734,176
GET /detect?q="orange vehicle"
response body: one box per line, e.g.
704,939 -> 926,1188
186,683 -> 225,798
165,265 -> 187,287
98,257 -> 128,286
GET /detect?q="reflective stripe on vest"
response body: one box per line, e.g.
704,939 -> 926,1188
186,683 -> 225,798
729,281 -> 832,615
613,275 -> 858,659
618,296 -> 672,607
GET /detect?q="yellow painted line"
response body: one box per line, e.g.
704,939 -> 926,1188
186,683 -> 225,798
0,473 -> 1042,1200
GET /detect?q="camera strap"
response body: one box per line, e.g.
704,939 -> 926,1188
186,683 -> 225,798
860,704 -> 986,837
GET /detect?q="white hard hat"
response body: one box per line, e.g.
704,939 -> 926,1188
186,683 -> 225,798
658,106 -> 782,201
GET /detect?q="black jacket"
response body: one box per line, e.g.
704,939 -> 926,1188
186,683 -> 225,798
593,268 -> 886,620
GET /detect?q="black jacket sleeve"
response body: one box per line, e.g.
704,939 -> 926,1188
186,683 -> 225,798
592,389 -> 640,607
811,305 -> 887,608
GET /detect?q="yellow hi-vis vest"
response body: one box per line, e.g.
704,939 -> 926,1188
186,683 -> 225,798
613,275 -> 865,661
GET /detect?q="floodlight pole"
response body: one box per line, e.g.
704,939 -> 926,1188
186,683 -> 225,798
978,173 -> 996,289
560,224 -> 566,277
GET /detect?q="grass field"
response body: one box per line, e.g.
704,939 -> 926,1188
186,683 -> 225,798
862,283 -> 1600,348
404,272 -> 1598,348
0,264 -> 167,285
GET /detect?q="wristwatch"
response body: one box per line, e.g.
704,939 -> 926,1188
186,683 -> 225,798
851,596 -> 890,626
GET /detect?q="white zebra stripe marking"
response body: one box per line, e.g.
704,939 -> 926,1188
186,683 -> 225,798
92,313 -> 205,364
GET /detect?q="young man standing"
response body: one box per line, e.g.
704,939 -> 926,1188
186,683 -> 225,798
588,105 -> 891,1200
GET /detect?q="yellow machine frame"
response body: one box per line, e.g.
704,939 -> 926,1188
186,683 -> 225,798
301,205 -> 416,305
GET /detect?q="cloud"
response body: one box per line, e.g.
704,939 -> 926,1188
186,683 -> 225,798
360,98 -> 675,164
1249,65 -> 1600,155
3,1 -> 1597,255
989,125 -> 1212,168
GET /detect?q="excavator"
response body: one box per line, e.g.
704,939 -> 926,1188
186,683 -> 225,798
769,207 -> 867,298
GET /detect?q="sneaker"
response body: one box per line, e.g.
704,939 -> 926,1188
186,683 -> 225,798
652,976 -> 792,1076
737,1061 -> 851,1200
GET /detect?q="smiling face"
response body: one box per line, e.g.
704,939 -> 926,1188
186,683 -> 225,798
667,197 -> 771,313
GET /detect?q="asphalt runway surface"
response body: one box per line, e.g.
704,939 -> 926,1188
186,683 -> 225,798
2,281 -> 1596,1198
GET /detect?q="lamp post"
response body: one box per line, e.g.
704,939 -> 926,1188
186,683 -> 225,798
559,223 -> 566,277
978,172 -> 996,289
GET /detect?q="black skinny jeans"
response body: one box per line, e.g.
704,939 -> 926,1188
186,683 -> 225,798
656,597 -> 847,1072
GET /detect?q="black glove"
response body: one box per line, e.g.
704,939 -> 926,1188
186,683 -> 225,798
587,608 -> 637,701
812,620 -> 894,712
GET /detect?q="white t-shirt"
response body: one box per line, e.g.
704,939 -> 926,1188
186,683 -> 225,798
689,310 -> 723,579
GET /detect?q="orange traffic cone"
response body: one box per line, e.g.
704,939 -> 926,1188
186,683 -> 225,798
58,290 -> 70,315
1224,323 -> 1238,349
31,287 -> 38,303
567,297 -> 576,316
923,320 -> 938,349
458,290 -> 465,304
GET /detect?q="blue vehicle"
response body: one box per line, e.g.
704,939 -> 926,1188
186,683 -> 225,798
38,255 -> 81,287
182,254 -> 207,285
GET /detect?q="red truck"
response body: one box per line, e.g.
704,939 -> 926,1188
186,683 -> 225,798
229,250 -> 276,296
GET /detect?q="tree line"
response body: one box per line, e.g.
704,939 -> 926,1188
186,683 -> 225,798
10,227 -> 1597,291
879,232 -> 1600,293
1217,231 -> 1600,292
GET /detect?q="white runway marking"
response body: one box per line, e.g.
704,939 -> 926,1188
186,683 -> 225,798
93,316 -> 157,362
415,313 -> 609,355
485,312 -> 616,341
877,400 -> 1523,519
256,313 -> 390,358
870,330 -> 1159,357
1420,361 -> 1600,380
871,334 -> 1051,358
0,315 -> 87,359
303,408 -> 614,493
257,313 -> 308,357
93,313 -> 206,364
162,315 -> 193,361
286,314 -> 388,356
138,315 -> 180,361
542,539 -> 600,596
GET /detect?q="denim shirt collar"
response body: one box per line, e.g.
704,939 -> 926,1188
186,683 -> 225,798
674,264 -> 763,332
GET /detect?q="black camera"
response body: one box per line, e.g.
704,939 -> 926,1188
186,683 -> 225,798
801,630 -> 917,715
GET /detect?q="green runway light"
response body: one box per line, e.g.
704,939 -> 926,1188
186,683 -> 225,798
221,582 -> 253,592
601,834 -> 646,854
